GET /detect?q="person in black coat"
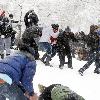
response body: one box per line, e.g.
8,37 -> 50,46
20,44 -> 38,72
24,10 -> 39,28
22,25 -> 41,60
57,27 -> 77,69
78,25 -> 100,75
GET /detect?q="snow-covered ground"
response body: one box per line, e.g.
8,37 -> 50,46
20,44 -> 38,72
32,51 -> 100,100
4,50 -> 100,100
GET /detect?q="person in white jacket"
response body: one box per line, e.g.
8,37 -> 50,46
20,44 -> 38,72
50,24 -> 59,58
39,26 -> 52,65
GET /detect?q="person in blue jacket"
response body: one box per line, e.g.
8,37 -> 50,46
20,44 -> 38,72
0,39 -> 38,100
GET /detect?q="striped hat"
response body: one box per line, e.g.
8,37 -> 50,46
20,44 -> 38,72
51,85 -> 71,100
51,85 -> 85,100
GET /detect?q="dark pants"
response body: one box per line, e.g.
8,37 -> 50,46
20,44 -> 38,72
51,44 -> 57,58
0,83 -> 27,100
58,51 -> 72,68
80,51 -> 100,72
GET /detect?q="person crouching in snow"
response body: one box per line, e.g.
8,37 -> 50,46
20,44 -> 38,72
0,39 -> 38,100
38,84 -> 85,100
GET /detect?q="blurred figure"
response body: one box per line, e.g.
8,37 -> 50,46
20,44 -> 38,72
38,84 -> 85,100
9,14 -> 19,48
24,10 -> 39,28
50,24 -> 59,58
57,26 -> 77,69
78,25 -> 100,75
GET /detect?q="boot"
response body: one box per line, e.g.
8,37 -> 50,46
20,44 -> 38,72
59,64 -> 64,69
94,68 -> 100,74
45,54 -> 51,66
68,65 -> 73,69
40,53 -> 47,63
78,68 -> 84,76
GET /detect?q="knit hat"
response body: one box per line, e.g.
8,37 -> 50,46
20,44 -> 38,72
65,26 -> 71,32
51,85 -> 71,100
51,24 -> 59,29
51,85 -> 85,100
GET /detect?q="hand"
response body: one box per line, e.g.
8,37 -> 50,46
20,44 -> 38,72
29,93 -> 38,100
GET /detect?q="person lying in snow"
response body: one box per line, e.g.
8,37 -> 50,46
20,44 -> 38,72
0,39 -> 38,100
38,84 -> 85,100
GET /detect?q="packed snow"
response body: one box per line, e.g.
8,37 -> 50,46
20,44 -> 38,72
32,51 -> 100,100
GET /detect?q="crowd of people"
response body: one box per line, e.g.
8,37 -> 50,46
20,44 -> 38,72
0,8 -> 100,100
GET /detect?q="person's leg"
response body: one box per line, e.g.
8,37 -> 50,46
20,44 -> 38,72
0,95 -> 6,100
94,52 -> 100,74
0,83 -> 10,100
45,54 -> 51,66
58,52 -> 65,68
32,40 -> 39,60
4,37 -> 11,55
67,53 -> 73,69
41,53 -> 47,63
40,42 -> 51,63
78,53 -> 96,75
8,83 -> 27,100
43,43 -> 52,65
51,44 -> 57,58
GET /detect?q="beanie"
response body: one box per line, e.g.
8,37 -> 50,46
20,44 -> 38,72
51,85 -> 71,100
51,85 -> 85,100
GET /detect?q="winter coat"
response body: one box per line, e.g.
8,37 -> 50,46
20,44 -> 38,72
50,30 -> 59,45
57,31 -> 77,54
39,27 -> 51,43
22,25 -> 40,46
0,51 -> 36,94
86,32 -> 99,52
0,20 -> 13,38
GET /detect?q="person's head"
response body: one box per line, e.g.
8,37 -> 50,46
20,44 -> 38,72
64,26 -> 71,33
59,29 -> 63,33
51,24 -> 59,33
9,14 -> 13,19
90,24 -> 98,33
51,85 -> 71,100
38,84 -> 46,93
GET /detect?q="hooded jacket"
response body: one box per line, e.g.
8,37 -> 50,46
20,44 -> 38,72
0,51 -> 36,94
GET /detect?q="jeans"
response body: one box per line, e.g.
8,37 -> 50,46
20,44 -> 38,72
39,42 -> 51,54
0,83 -> 27,100
51,44 -> 57,58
